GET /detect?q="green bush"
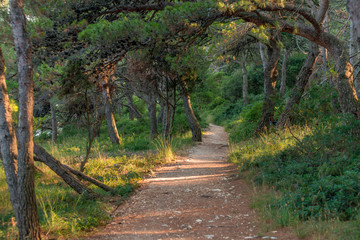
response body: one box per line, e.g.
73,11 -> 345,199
231,115 -> 360,221
226,100 -> 263,142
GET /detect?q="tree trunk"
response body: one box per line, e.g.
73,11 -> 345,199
126,92 -> 143,120
259,43 -> 267,90
161,79 -> 176,141
277,43 -> 320,127
147,95 -> 158,139
80,90 -> 94,172
158,100 -> 165,127
34,144 -> 98,199
102,82 -> 121,145
181,82 -> 202,142
0,47 -> 21,235
62,164 -> 115,193
280,48 -> 289,98
240,52 -> 249,105
9,0 -> 41,238
50,102 -> 57,144
325,35 -> 360,118
347,0 -> 360,46
255,36 -> 281,134
350,20 -> 360,98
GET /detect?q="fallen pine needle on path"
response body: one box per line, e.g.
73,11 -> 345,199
83,124 -> 297,240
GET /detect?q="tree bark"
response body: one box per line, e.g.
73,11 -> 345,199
255,36 -> 281,134
326,36 -> 360,118
161,78 -> 176,141
50,102 -> 57,144
34,144 -> 98,199
102,81 -> 121,145
259,43 -> 268,90
181,81 -> 202,142
147,95 -> 158,139
240,52 -> 249,105
9,0 -> 41,238
350,20 -> 360,98
280,48 -> 289,98
277,43 -> 320,127
0,47 -> 21,235
126,92 -> 143,120
347,0 -> 360,46
62,164 -> 115,193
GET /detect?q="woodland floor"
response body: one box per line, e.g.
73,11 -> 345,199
82,124 -> 298,240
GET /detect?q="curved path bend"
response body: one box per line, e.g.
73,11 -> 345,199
84,124 -> 296,240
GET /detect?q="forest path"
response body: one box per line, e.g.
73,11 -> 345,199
83,124 -> 296,240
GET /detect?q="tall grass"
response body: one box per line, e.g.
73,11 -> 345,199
0,116 -> 194,239
229,116 -> 360,239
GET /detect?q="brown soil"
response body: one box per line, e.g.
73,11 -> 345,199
82,124 -> 298,240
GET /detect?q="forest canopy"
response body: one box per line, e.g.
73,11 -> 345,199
0,0 -> 360,239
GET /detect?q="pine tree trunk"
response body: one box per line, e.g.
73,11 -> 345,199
181,82 -> 202,142
62,164 -> 115,193
158,101 -> 165,127
277,43 -> 320,127
0,47 -> 21,233
347,0 -> 360,46
147,96 -> 158,139
259,43 -> 267,90
102,83 -> 121,144
34,144 -> 98,199
126,92 -> 143,120
240,52 -> 249,105
280,48 -> 288,98
255,36 -> 281,134
50,103 -> 57,144
9,0 -> 41,238
350,20 -> 360,98
161,80 -> 176,141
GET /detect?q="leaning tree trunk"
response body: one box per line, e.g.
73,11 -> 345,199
34,144 -> 98,199
9,0 -> 41,238
277,43 -> 320,127
240,52 -> 249,105
126,92 -> 143,120
181,81 -> 202,142
255,36 -> 281,135
0,47 -> 21,236
102,81 -> 121,144
280,48 -> 289,98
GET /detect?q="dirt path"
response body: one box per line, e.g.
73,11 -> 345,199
83,124 -> 296,240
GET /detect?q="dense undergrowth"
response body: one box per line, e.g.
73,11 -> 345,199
196,71 -> 360,239
0,111 -> 194,239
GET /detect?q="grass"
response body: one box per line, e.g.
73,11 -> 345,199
0,118 -> 194,239
228,115 -> 360,239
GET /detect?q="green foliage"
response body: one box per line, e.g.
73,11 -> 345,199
220,69 -> 243,101
284,52 -> 307,88
226,99 -> 263,142
231,115 -> 360,222
1,112 -> 193,238
291,83 -> 340,125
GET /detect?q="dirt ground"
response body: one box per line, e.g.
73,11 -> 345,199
82,124 -> 298,240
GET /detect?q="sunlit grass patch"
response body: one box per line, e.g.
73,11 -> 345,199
0,120 -> 194,239
229,126 -> 312,171
229,115 -> 360,239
